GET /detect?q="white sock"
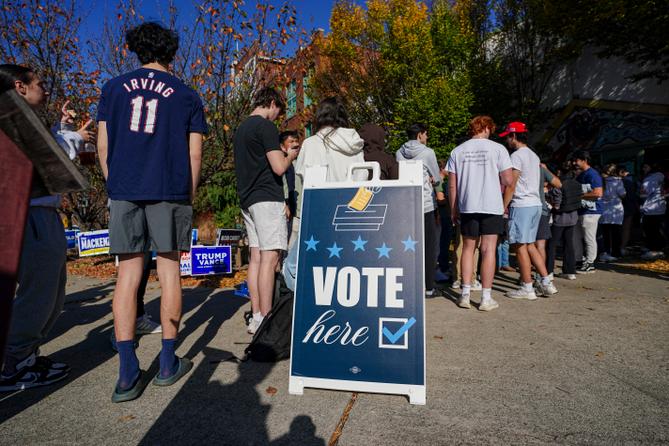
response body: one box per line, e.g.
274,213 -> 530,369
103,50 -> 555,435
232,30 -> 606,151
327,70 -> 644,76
541,276 -> 551,286
523,282 -> 534,292
253,311 -> 263,322
462,284 -> 471,296
482,288 -> 492,301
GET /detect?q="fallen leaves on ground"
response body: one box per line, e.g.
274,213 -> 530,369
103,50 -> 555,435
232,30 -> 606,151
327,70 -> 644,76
181,270 -> 248,289
67,257 -> 248,289
620,259 -> 669,274
265,386 -> 278,396
67,256 -> 117,279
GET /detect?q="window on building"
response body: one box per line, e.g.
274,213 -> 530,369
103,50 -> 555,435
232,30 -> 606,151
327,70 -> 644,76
287,80 -> 297,118
303,70 -> 313,108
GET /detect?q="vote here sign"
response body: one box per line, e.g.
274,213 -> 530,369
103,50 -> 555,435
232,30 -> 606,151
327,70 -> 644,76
289,162 -> 426,405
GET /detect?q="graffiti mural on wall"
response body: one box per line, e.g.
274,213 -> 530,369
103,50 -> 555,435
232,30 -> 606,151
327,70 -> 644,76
548,106 -> 669,160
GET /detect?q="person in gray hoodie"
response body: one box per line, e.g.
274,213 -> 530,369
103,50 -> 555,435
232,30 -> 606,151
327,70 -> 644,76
396,123 -> 441,297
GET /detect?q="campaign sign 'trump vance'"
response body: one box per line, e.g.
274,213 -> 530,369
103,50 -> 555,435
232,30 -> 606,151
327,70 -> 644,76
289,162 -> 426,405
65,228 -> 80,249
77,229 -> 110,257
190,245 -> 232,276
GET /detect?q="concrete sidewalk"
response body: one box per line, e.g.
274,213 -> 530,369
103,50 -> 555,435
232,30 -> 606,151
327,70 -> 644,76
1,265 -> 667,445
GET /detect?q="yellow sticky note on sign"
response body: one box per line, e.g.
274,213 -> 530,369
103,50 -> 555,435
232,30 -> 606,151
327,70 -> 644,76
348,187 -> 373,211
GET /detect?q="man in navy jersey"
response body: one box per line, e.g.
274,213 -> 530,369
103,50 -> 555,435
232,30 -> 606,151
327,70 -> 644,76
96,22 -> 207,403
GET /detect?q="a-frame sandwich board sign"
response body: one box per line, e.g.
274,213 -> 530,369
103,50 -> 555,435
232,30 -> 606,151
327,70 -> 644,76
289,161 -> 426,405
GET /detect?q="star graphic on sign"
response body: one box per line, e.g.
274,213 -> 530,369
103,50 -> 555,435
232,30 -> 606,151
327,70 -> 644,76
351,235 -> 368,252
376,243 -> 392,259
304,235 -> 319,251
402,236 -> 418,252
327,242 -> 343,258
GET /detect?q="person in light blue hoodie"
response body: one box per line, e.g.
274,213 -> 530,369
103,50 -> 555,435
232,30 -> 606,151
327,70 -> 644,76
0,64 -> 93,391
396,123 -> 441,297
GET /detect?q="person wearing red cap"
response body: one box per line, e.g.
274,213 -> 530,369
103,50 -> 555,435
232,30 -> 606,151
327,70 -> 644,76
501,122 -> 558,300
447,116 -> 514,311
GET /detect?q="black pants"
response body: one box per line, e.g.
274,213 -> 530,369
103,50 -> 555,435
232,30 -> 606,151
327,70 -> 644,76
547,224 -> 576,274
424,211 -> 437,290
437,206 -> 452,273
643,215 -> 666,251
600,224 -> 622,257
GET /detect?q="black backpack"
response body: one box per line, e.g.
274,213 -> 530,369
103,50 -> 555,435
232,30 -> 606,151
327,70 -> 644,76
244,274 -> 294,362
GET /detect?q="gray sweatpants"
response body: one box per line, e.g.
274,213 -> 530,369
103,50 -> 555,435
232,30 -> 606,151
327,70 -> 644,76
577,214 -> 601,264
4,207 -> 67,371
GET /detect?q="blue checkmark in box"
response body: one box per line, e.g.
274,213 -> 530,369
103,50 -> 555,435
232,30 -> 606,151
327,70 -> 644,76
378,317 -> 416,349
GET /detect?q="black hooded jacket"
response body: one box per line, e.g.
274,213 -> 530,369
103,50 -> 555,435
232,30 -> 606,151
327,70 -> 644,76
359,123 -> 399,180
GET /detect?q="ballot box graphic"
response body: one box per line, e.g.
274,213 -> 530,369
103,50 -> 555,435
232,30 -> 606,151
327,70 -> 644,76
289,161 -> 427,405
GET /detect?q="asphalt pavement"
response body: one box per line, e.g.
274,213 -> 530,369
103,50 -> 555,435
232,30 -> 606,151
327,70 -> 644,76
0,262 -> 667,445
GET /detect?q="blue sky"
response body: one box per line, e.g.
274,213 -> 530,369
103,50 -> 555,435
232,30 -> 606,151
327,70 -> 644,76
80,1 -> 362,51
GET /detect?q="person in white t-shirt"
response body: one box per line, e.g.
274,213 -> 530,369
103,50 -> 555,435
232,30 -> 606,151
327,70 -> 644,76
447,116 -> 513,311
500,122 -> 558,300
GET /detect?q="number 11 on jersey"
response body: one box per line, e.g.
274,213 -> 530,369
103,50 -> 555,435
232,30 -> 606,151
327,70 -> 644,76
130,96 -> 158,134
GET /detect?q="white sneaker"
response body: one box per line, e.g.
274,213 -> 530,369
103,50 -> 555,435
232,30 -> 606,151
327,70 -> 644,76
506,287 -> 538,301
471,280 -> 482,291
558,273 -> 576,280
135,315 -> 162,335
451,280 -> 461,290
478,298 -> 499,311
536,281 -> 558,297
247,317 -> 262,335
456,294 -> 471,309
548,272 -> 554,281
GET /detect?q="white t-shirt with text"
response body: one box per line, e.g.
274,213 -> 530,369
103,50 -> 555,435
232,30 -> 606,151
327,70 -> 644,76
510,146 -> 542,208
446,138 -> 512,215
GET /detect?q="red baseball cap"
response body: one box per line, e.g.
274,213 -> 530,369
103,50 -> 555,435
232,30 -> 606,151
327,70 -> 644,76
499,122 -> 528,137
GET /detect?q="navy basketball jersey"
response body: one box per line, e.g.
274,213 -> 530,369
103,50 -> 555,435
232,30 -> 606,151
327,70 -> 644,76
97,68 -> 207,201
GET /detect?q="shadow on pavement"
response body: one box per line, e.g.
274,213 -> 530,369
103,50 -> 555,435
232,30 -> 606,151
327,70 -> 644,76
140,347 -> 325,445
140,288 -> 325,445
0,286 -> 232,425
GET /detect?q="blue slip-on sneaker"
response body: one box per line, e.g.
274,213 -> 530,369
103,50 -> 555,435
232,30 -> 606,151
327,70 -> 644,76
111,370 -> 146,403
152,357 -> 193,387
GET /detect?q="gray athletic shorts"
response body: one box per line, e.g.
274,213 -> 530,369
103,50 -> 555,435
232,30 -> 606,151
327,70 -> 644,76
109,200 -> 192,254
242,201 -> 287,251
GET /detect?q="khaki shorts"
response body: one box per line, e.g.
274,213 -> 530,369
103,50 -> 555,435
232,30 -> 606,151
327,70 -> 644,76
242,201 -> 287,251
109,200 -> 192,254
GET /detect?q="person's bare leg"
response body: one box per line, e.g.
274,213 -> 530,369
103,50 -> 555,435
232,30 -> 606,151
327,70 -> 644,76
535,239 -> 547,266
527,242 -> 549,278
247,247 -> 261,314
259,249 -> 280,316
471,241 -> 480,283
453,227 -> 462,282
156,252 -> 181,340
479,235 -> 498,289
515,243 -> 533,284
113,254 -> 144,342
460,237 -> 477,286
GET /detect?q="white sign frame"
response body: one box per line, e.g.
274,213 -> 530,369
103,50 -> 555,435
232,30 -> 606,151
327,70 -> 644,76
288,160 -> 427,405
